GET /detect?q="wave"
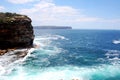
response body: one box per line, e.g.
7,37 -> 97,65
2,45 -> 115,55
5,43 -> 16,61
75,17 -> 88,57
113,40 -> 120,44
1,64 -> 120,80
0,48 -> 35,76
0,34 -> 67,77
35,65 -> 120,80
33,34 -> 68,48
1,34 -> 120,80
105,50 -> 120,65
33,34 -> 67,56
34,34 -> 68,41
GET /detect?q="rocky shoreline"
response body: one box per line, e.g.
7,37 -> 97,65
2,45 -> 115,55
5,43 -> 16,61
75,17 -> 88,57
0,12 -> 34,56
0,48 -> 28,56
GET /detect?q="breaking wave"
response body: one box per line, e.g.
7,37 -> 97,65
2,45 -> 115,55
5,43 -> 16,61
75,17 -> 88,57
0,34 -> 68,80
113,40 -> 120,44
0,34 -> 120,80
105,50 -> 120,65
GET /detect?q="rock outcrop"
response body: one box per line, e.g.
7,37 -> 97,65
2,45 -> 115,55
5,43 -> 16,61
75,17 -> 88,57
0,12 -> 34,55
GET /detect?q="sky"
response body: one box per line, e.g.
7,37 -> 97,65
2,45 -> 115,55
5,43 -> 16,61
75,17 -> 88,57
0,0 -> 120,29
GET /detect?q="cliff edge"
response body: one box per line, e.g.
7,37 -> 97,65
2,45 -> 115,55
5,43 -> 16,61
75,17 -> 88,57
0,12 -> 34,55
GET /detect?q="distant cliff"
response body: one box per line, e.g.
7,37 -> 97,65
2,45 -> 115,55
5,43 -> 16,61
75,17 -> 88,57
0,12 -> 34,50
34,26 -> 72,29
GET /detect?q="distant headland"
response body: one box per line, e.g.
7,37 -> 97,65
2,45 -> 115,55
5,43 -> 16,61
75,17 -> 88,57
34,26 -> 72,29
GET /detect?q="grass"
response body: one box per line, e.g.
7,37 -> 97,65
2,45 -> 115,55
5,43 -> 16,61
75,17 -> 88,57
0,12 -> 27,23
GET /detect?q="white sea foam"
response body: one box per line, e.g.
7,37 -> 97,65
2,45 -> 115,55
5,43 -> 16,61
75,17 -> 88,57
105,50 -> 120,58
0,34 -> 66,77
1,64 -> 120,80
0,48 -> 35,76
3,34 -> 120,80
34,34 -> 68,42
113,40 -> 120,44
0,49 -> 120,80
34,34 -> 68,47
33,34 -> 67,56
105,50 -> 120,65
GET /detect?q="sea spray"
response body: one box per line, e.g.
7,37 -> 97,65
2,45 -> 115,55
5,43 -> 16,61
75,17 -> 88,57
1,29 -> 120,80
1,64 -> 120,80
113,40 -> 120,44
0,48 -> 35,76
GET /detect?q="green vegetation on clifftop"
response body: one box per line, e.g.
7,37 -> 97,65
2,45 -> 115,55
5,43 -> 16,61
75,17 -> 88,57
0,12 -> 29,23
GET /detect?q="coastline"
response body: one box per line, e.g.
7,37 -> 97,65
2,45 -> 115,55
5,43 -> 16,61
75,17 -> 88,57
34,26 -> 72,29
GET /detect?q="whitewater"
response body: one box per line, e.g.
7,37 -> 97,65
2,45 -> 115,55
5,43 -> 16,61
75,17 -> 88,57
0,29 -> 120,80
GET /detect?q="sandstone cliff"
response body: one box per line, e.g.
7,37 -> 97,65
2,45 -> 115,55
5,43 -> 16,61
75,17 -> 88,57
0,12 -> 34,55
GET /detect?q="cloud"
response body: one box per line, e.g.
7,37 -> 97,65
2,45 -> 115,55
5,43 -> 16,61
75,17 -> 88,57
20,1 -> 100,26
100,19 -> 120,23
19,0 -> 120,28
4,0 -> 120,29
7,0 -> 35,4
0,6 -> 5,11
7,0 -> 53,4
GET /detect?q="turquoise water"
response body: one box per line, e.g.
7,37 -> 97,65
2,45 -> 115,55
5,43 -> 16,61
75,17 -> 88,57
0,29 -> 120,80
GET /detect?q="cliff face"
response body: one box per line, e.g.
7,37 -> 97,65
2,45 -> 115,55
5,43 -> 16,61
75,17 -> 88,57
0,12 -> 34,49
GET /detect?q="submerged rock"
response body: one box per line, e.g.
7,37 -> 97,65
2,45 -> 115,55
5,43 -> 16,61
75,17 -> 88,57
0,12 -> 34,55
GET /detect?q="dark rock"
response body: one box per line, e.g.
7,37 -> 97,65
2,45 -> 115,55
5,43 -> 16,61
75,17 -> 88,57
0,12 -> 34,50
14,50 -> 28,58
0,49 -> 29,66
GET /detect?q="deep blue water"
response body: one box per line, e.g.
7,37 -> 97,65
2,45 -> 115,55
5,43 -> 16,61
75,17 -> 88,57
1,29 -> 120,80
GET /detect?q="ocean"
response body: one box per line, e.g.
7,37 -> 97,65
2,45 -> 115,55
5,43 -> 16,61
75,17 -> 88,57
0,29 -> 120,80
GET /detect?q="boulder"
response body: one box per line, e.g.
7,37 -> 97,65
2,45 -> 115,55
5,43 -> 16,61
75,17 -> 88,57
0,12 -> 34,49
